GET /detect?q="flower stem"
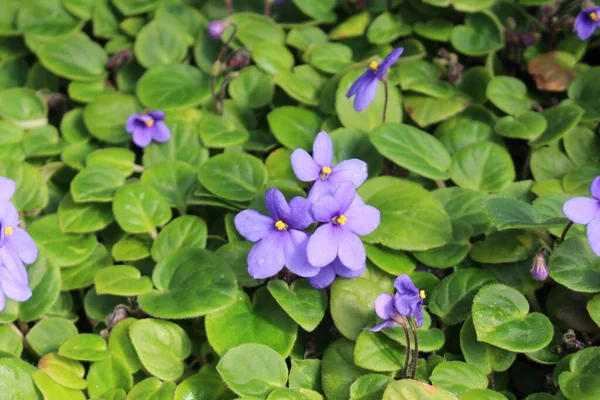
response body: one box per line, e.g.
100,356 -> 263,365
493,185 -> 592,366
264,0 -> 272,17
387,0 -> 392,12
435,180 -> 446,189
560,221 -> 573,243
210,24 -> 237,115
382,79 -> 389,123
225,0 -> 234,15
407,317 -> 419,379
396,316 -> 412,378
132,164 -> 144,173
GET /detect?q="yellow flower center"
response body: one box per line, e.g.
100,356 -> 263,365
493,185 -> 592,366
275,220 -> 287,231
320,166 -> 332,180
590,12 -> 599,21
419,290 -> 426,300
4,226 -> 13,236
335,215 -> 347,226
145,119 -> 155,127
369,61 -> 379,71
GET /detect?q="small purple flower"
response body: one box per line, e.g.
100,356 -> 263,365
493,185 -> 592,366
563,176 -> 600,256
531,249 -> 549,281
207,20 -> 231,40
366,275 -> 425,331
125,111 -> 170,148
306,182 -> 380,270
346,47 -> 403,112
0,177 -> 36,311
308,257 -> 366,289
575,6 -> 600,40
291,131 -> 368,202
234,188 -> 320,279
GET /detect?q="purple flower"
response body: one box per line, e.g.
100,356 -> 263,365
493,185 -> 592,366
366,275 -> 425,331
531,249 -> 549,281
0,177 -> 36,311
346,47 -> 403,112
308,257 -> 366,289
306,182 -> 380,270
234,188 -> 320,279
125,111 -> 170,148
291,131 -> 368,202
575,7 -> 600,40
563,176 -> 600,256
207,20 -> 231,40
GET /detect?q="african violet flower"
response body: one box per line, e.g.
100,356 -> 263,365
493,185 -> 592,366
563,176 -> 600,256
125,110 -> 170,148
234,188 -> 319,279
0,177 -> 36,311
309,257 -> 365,289
366,275 -> 425,331
291,131 -> 367,202
306,181 -> 380,271
207,20 -> 231,40
346,47 -> 403,112
575,6 -> 600,40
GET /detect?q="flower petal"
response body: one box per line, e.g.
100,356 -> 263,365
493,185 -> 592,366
378,47 -> 404,77
373,293 -> 395,320
0,200 -> 19,227
313,131 -> 333,167
247,233 -> 285,279
0,177 -> 15,201
330,159 -> 368,189
308,265 -> 336,289
587,218 -> 600,257
286,197 -> 313,229
7,228 -> 37,265
332,258 -> 366,278
152,121 -> 171,143
590,176 -> 600,199
149,110 -> 165,121
353,78 -> 378,112
283,230 -> 320,277
0,285 -> 5,312
291,149 -> 320,182
394,274 -> 419,296
563,197 -> 599,225
575,12 -> 597,40
393,293 -> 421,317
346,72 -> 370,98
332,182 -> 356,214
0,247 -> 27,285
336,228 -> 366,270
344,205 -> 380,236
265,188 -> 291,221
412,305 -> 424,328
0,266 -> 31,302
125,114 -> 140,133
307,224 -> 339,267
307,180 -> 334,203
234,210 -> 274,242
311,195 -> 340,223
132,128 -> 152,148
364,320 -> 396,332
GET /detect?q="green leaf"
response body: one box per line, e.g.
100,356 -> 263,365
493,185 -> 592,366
23,125 -> 63,157
126,378 -> 175,400
292,0 -> 336,22
140,161 -> 197,212
0,323 -> 22,357
19,251 -> 61,322
83,93 -> 141,144
564,127 -> 600,166
450,11 -> 503,56
68,79 -> 113,103
382,379 -> 456,400
0,160 -> 48,211
382,310 -> 445,352
321,338 -> 368,400
287,27 -> 328,50
558,347 -> 600,400
197,113 -> 249,149
370,123 -> 451,180
58,195 -> 114,233
17,0 -> 81,37
329,11 -> 370,40
354,330 -> 405,372
267,106 -> 321,151
253,42 -> 294,74
59,334 -> 110,361
71,166 -> 126,203
197,153 -> 266,202
549,237 -> 600,293
483,197 -> 566,230
472,284 -> 553,352
430,361 -> 488,396
134,20 -> 187,69
460,316 -> 516,374
305,43 -> 353,74
414,19 -> 453,42
274,65 -> 324,106
227,13 -> 285,51
130,319 -> 191,381
151,215 -> 207,262
470,230 -> 535,264
206,288 -> 297,357
530,148 -> 575,181
267,279 -> 327,332
27,318 -> 77,357
138,248 -> 237,319
486,76 -> 534,116
107,318 -> 142,374
404,94 -> 470,128
567,66 -> 600,120
0,88 -> 47,127
358,177 -> 453,251
450,142 -> 515,191
494,112 -> 547,140
174,367 -> 234,400
587,295 -> 600,328
331,128 -> 383,178
113,182 -> 172,235
60,108 -> 91,144
38,33 -> 107,81
95,265 -> 152,296
350,374 -> 394,400
424,0 -> 494,11
214,241 -> 262,288
290,359 -> 321,392
530,104 -> 584,147
365,244 -> 416,276
87,355 -> 133,398
86,148 -> 135,177
217,344 -> 287,398
229,66 -> 274,109
61,243 -> 112,290
38,353 -> 86,390
367,12 -> 410,44
113,0 -> 157,16
330,277 -> 380,340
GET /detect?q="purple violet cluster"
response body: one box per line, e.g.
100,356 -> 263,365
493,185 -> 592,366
366,274 -> 425,330
235,131 -> 380,289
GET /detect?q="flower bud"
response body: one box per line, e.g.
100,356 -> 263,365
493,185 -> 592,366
227,48 -> 251,69
531,248 -> 549,281
106,304 -> 130,329
207,20 -> 231,40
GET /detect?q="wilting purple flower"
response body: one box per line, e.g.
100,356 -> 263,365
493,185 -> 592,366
306,182 -> 379,270
366,275 -> 425,331
309,257 -> 366,289
574,7 -> 600,40
531,249 -> 549,281
125,111 -> 170,148
346,48 -> 403,112
291,131 -> 367,202
563,176 -> 600,256
0,177 -> 36,311
208,20 -> 231,40
234,188 -> 319,279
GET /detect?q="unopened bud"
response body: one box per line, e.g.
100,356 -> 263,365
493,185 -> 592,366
227,48 -> 251,69
207,20 -> 232,40
531,248 -> 549,281
106,304 -> 130,329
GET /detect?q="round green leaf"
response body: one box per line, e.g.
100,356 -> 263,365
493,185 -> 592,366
59,334 -> 110,361
383,379 -> 456,400
134,20 -> 187,69
350,374 -> 394,400
367,12 -> 411,44
564,127 -> 600,167
450,142 -> 515,191
567,66 -> 600,120
87,354 -> 133,398
321,338 -> 368,400
267,106 -> 322,151
486,76 -> 533,116
274,65 -> 324,106
252,42 -> 294,75
129,319 -> 192,381
33,370 -> 85,400
227,13 -> 285,51
330,277 -> 381,341
198,113 -> 249,149
71,166 -> 126,203
267,279 -> 327,332
430,361 -> 487,396
530,104 -> 584,147
126,378 -> 175,400
494,112 -> 547,140
460,316 -> 516,374
354,330 -> 405,372
450,11 -> 503,56
58,194 -> 114,233
86,148 -> 135,176
305,43 -> 353,74
83,93 -> 142,143
229,66 -> 274,109
0,160 -> 48,211
95,265 -> 152,296
38,353 -> 86,390
0,88 -> 47,127
0,358 -> 41,399
404,94 -> 472,128
174,367 -> 234,400
27,318 -> 78,356
113,182 -> 172,235
217,343 -> 287,398
108,318 -> 142,374
558,347 -> 600,400
549,237 -> 600,293
138,248 -> 237,319
61,243 -> 112,290
141,161 -> 197,212
151,215 -> 207,262
0,323 -> 22,357
19,251 -> 61,322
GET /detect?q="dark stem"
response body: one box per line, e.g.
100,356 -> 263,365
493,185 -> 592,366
210,24 -> 237,114
264,0 -> 272,17
560,221 -> 574,243
488,372 -> 495,389
395,316 -> 412,378
216,78 -> 231,115
521,147 -> 533,180
387,0 -> 392,12
225,0 -> 234,14
407,317 -> 419,379
382,79 -> 389,123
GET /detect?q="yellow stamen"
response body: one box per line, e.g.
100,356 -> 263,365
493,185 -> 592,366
4,227 -> 13,236
145,119 -> 155,127
369,61 -> 379,71
275,220 -> 287,231
590,12 -> 599,22
419,290 -> 426,300
320,166 -> 332,180
337,215 -> 347,226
